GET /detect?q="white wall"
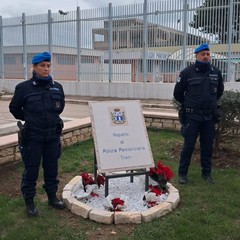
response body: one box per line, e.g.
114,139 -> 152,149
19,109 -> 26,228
80,63 -> 132,82
1,79 -> 240,100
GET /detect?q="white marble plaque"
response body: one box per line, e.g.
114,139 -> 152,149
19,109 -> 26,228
89,100 -> 154,173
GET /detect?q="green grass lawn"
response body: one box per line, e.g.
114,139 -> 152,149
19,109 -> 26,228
0,129 -> 239,240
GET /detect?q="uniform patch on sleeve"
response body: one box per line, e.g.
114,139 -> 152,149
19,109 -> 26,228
176,77 -> 181,83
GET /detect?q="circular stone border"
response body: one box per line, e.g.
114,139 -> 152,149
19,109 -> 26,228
62,175 -> 180,224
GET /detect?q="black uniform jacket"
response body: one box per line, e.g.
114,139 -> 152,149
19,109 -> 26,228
173,63 -> 224,121
9,78 -> 65,130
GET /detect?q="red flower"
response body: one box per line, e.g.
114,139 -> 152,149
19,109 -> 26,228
97,174 -> 105,188
149,185 -> 162,196
163,166 -> 174,181
111,198 -> 125,211
81,173 -> 96,191
90,191 -> 99,197
149,161 -> 173,181
149,161 -> 173,191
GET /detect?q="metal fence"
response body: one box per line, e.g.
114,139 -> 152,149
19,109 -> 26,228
0,0 -> 239,83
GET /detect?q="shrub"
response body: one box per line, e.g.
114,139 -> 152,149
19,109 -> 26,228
214,90 -> 240,156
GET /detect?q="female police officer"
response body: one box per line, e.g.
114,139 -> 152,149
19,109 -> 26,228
9,52 -> 66,217
173,43 -> 224,185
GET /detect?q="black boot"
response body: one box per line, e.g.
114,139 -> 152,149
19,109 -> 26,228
25,199 -> 38,217
47,193 -> 66,209
178,175 -> 188,184
202,174 -> 214,184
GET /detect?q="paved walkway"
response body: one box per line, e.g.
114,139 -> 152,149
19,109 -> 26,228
0,95 -> 176,136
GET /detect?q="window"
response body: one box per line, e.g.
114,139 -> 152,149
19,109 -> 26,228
20,53 -> 35,64
81,56 -> 94,63
140,60 -> 153,73
4,55 -> 16,64
27,54 -> 35,64
57,55 -> 75,65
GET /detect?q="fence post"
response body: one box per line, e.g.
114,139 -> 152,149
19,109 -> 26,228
0,16 -> 4,79
22,13 -> 27,80
143,0 -> 148,83
108,3 -> 113,83
76,6 -> 81,82
181,0 -> 188,70
227,0 -> 234,82
48,10 -> 53,75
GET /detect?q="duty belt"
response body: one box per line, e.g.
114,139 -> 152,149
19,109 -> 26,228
27,127 -> 58,136
185,108 -> 213,115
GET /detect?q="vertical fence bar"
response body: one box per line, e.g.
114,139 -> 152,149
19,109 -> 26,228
48,10 -> 53,75
108,3 -> 113,82
143,0 -> 148,83
0,16 -> 4,79
227,0 -> 234,82
181,0 -> 188,70
22,13 -> 27,80
76,7 -> 81,81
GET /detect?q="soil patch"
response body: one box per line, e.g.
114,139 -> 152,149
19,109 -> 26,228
169,140 -> 240,169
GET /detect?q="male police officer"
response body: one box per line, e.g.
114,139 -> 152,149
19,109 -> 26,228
9,52 -> 66,216
173,43 -> 224,184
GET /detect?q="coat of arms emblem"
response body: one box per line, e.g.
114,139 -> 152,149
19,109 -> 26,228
110,107 -> 126,124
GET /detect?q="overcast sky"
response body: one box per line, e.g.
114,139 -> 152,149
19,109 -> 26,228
0,0 -> 145,18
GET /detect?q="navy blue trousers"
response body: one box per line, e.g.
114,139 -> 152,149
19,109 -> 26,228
20,135 -> 61,200
178,118 -> 215,176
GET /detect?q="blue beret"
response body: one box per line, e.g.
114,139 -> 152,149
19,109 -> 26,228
32,52 -> 51,64
194,43 -> 210,54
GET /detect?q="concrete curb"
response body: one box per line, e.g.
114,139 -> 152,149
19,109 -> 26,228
62,176 -> 180,224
